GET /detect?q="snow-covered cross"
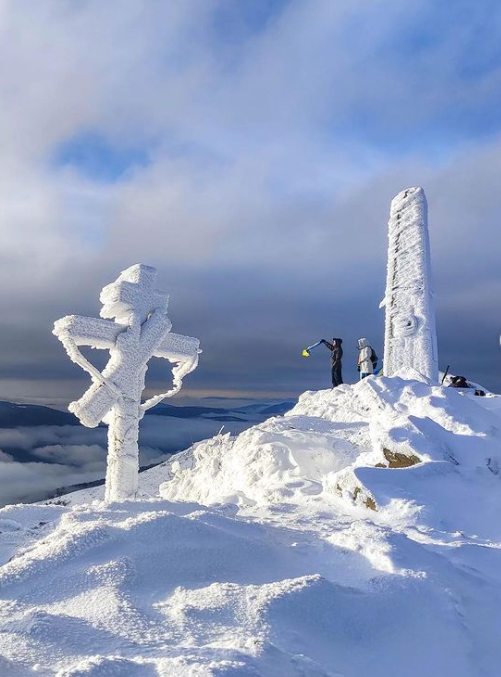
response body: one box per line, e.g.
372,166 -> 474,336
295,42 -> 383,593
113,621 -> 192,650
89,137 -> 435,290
53,264 -> 201,502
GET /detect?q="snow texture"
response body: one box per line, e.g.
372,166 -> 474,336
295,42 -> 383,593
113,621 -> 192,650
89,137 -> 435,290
53,264 -> 200,503
1,376 -> 501,675
381,187 -> 438,382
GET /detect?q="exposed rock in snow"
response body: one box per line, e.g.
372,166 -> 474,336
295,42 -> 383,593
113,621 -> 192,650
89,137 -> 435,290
1,376 -> 501,676
381,187 -> 438,382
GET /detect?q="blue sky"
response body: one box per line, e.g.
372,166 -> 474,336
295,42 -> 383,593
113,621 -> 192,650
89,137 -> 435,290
0,0 -> 500,404
53,132 -> 150,182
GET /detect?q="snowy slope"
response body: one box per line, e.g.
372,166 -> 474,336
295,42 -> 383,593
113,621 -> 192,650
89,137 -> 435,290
1,376 -> 501,676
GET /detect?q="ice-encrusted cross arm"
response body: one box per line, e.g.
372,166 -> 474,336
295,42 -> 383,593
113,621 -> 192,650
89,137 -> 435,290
140,331 -> 201,414
53,264 -> 201,502
53,315 -> 123,397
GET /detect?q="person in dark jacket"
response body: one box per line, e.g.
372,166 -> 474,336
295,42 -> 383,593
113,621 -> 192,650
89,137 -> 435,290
449,375 -> 470,389
321,338 -> 343,388
448,375 -> 486,396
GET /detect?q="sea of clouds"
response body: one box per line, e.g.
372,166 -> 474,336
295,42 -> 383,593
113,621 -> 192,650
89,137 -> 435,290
0,413 -> 253,506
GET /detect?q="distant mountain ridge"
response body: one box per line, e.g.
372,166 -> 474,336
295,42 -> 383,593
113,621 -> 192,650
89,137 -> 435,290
151,400 -> 295,421
0,401 -> 80,428
0,399 -> 296,428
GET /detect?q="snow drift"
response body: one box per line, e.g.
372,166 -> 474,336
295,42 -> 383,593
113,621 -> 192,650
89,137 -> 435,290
1,376 -> 501,676
161,376 -> 501,532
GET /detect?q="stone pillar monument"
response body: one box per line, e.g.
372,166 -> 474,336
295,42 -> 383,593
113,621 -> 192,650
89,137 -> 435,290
381,187 -> 438,382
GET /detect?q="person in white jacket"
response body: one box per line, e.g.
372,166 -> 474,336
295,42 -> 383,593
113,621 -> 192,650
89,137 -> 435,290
357,337 -> 374,379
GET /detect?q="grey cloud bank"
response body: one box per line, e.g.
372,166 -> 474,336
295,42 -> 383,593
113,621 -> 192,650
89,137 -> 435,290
0,0 -> 500,403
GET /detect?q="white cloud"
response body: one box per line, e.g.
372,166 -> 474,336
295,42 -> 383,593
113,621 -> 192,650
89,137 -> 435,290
0,459 -> 103,507
0,0 -> 499,397
32,443 -> 105,469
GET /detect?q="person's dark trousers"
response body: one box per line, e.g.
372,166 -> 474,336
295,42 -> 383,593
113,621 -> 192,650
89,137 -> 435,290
331,368 -> 343,388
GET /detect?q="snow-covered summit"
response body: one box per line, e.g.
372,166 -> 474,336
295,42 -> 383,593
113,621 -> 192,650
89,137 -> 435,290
160,376 -> 501,537
1,376 -> 501,676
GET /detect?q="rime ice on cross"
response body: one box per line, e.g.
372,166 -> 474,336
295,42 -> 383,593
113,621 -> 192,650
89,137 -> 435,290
53,264 -> 201,502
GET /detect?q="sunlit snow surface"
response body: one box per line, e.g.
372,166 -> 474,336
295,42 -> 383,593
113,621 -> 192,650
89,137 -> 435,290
1,377 -> 501,676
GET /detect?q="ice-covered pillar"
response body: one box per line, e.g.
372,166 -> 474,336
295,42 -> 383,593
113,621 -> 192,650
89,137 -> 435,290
380,187 -> 438,382
53,264 -> 201,502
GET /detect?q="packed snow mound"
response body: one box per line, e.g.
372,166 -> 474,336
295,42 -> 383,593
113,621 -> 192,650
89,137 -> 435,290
1,375 -> 501,676
0,500 -> 345,677
5,493 -> 501,677
160,376 -> 501,537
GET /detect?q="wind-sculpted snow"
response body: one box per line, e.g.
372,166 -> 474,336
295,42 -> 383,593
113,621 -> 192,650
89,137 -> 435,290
1,376 -> 501,675
160,376 -> 501,535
